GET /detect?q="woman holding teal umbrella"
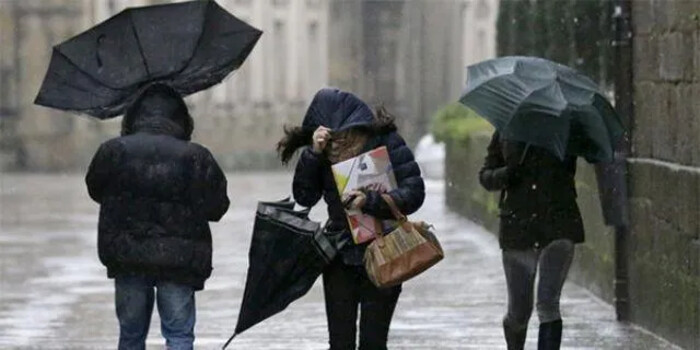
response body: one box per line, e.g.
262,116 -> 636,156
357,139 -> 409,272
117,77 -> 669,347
464,56 -> 624,350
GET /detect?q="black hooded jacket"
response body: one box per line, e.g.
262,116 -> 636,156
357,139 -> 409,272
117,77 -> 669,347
292,88 -> 425,265
85,86 -> 229,290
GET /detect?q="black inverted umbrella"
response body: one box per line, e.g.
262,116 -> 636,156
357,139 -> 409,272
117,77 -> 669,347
460,56 -> 624,163
35,0 -> 262,119
223,199 -> 336,349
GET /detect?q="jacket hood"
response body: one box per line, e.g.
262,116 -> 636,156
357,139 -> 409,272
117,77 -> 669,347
122,83 -> 193,140
301,88 -> 375,132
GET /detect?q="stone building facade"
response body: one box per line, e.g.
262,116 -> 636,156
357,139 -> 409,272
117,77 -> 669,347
461,0 -> 499,82
1,0 -> 499,171
0,0 -> 116,171
0,0 -> 329,171
328,0 -> 499,145
189,0 -> 329,169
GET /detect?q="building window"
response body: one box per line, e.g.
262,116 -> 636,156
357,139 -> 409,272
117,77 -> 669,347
476,0 -> 490,19
232,15 -> 252,103
307,21 -> 320,93
95,0 -> 123,21
272,0 -> 289,7
107,0 -> 116,14
477,29 -> 486,57
306,0 -> 321,8
0,67 -> 16,117
273,20 -> 287,100
234,63 -> 251,103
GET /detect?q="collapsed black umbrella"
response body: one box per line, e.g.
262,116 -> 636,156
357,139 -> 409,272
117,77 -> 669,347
35,0 -> 262,119
460,56 -> 624,163
223,199 -> 336,349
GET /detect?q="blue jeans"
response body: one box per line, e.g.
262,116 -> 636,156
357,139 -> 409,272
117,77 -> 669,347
115,275 -> 196,350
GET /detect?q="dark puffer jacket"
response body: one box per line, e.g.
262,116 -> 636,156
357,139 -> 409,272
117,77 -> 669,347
86,117 -> 229,290
293,88 -> 425,265
479,131 -> 584,250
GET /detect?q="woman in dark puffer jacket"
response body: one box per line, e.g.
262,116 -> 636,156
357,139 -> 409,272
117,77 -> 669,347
278,88 -> 425,350
86,84 -> 229,350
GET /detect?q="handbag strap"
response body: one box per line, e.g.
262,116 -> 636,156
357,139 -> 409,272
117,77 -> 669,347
378,194 -> 414,244
380,194 -> 407,222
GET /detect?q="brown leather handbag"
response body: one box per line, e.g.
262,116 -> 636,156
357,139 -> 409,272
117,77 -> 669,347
364,194 -> 444,288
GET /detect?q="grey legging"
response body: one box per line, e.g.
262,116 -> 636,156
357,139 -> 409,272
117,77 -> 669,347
502,239 -> 575,330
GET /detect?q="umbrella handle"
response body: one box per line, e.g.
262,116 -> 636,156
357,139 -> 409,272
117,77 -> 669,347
222,332 -> 237,349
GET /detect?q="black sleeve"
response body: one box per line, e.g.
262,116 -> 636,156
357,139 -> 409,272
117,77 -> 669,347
201,152 -> 230,222
478,131 -> 511,191
292,148 -> 325,208
362,132 -> 426,220
85,141 -> 123,203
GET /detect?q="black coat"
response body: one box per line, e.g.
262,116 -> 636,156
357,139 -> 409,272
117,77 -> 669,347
86,120 -> 229,290
293,89 -> 425,265
479,131 -> 584,250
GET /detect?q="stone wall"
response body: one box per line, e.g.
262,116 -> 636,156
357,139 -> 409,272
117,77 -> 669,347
629,1 -> 700,348
496,0 -> 614,90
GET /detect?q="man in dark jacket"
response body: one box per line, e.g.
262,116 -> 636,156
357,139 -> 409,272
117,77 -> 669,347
86,84 -> 229,350
278,88 -> 425,350
479,131 -> 583,350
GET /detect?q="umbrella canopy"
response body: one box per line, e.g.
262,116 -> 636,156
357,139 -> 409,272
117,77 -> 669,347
460,56 -> 624,163
35,0 -> 262,119
223,199 -> 336,349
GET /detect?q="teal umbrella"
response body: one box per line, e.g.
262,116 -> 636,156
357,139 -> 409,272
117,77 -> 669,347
459,56 -> 624,163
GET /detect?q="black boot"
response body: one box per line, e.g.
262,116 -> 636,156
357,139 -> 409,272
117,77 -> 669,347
537,320 -> 562,350
503,320 -> 527,350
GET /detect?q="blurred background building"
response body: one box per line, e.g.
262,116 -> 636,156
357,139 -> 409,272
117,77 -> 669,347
329,0 -> 498,146
0,0 -> 498,171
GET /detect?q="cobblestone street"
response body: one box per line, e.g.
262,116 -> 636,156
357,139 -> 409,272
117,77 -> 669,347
0,173 -> 680,349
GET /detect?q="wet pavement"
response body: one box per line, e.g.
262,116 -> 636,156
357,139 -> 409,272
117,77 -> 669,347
0,173 -> 681,349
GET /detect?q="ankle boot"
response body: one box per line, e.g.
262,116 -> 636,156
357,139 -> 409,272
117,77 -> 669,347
537,319 -> 562,350
503,320 -> 527,350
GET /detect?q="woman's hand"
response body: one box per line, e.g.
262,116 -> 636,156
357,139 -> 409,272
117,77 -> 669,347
342,190 -> 367,210
312,126 -> 332,154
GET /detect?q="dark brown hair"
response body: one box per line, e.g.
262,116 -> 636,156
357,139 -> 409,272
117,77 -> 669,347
276,105 -> 397,164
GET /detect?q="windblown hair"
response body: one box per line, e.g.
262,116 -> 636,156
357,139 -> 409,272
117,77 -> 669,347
122,83 -> 194,141
277,105 -> 398,164
277,125 -> 315,165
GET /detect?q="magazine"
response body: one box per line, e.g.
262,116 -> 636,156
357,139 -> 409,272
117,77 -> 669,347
331,146 -> 398,244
